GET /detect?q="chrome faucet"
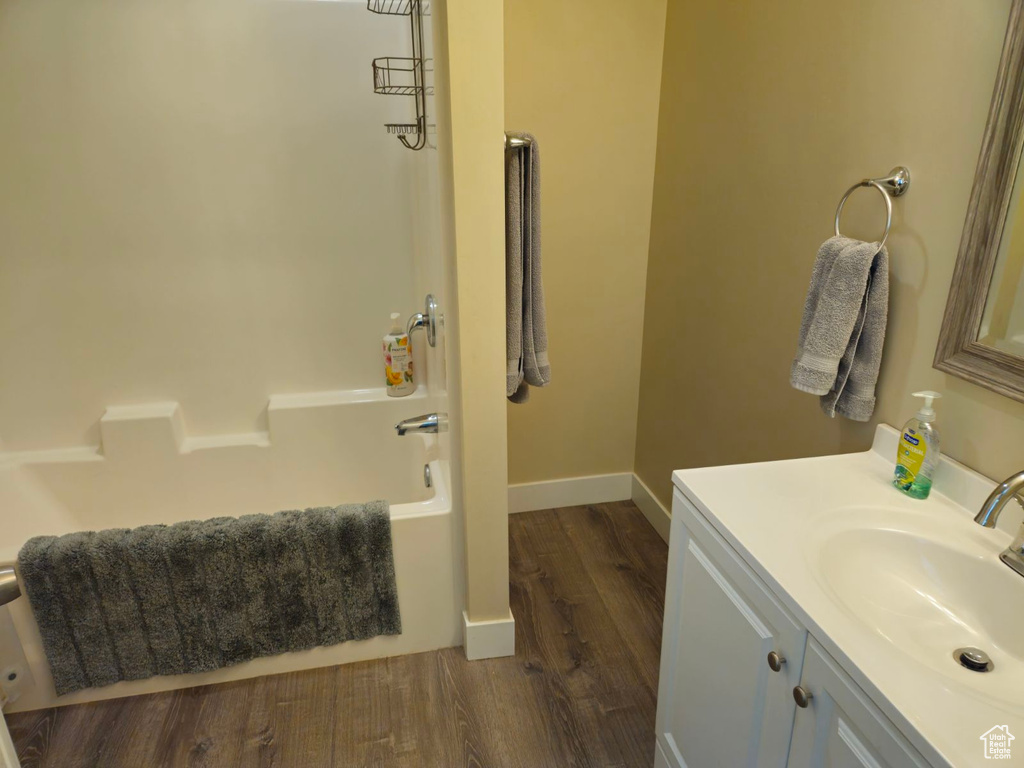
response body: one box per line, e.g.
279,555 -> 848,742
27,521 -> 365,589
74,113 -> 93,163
395,412 -> 448,436
974,470 -> 1024,578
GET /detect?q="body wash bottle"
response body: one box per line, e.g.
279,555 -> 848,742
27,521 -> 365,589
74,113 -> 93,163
383,313 -> 414,397
893,391 -> 941,499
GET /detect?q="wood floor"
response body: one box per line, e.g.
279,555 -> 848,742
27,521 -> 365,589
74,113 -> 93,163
7,501 -> 669,768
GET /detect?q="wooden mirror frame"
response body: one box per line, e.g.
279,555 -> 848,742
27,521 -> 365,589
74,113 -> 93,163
935,0 -> 1024,402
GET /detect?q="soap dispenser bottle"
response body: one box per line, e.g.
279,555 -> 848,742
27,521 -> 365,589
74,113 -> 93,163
893,391 -> 941,499
383,313 -> 415,397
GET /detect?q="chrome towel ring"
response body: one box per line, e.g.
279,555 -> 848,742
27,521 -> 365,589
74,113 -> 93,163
834,166 -> 911,248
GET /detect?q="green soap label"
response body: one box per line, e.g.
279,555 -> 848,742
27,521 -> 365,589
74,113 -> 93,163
897,430 -> 926,482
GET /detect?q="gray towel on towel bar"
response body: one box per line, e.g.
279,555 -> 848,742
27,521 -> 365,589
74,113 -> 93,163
17,501 -> 401,696
790,236 -> 889,421
506,131 -> 550,402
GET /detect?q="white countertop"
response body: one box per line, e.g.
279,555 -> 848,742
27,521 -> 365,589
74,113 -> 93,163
672,425 -> 1024,768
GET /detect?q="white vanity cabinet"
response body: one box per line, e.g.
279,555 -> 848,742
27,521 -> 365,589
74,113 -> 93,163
655,490 -> 930,768
654,490 -> 807,768
787,640 -> 928,768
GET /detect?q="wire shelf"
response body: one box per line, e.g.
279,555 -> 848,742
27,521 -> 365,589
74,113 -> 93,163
373,57 -> 434,96
367,0 -> 431,16
386,122 -> 436,136
368,0 -> 430,150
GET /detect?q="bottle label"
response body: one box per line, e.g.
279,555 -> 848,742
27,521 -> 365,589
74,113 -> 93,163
896,429 -> 926,484
384,336 -> 413,388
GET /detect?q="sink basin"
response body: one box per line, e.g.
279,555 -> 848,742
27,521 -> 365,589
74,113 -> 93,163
809,508 -> 1024,707
673,431 -> 1024,765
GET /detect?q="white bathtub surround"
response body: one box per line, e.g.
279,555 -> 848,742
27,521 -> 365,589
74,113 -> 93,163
462,610 -> 515,661
0,723 -> 15,768
0,389 -> 460,713
657,425 -> 1023,768
0,389 -> 443,527
0,0 -> 473,731
0,0 -> 431,454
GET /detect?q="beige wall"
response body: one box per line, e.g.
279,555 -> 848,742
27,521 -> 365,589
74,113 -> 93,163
504,0 -> 667,484
436,0 -> 511,624
635,0 -> 1024,508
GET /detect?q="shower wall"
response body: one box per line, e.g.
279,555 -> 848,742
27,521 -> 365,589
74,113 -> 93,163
0,0 -> 462,710
0,0 -> 436,452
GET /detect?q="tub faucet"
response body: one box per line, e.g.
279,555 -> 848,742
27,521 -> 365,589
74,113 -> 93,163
395,412 -> 448,436
974,469 -> 1024,578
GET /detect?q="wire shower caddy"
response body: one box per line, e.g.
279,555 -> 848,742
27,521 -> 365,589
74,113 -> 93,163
367,0 -> 432,150
367,0 -> 430,15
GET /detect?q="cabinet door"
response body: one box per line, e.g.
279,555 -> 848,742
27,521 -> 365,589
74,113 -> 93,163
787,640 -> 929,768
656,492 -> 807,768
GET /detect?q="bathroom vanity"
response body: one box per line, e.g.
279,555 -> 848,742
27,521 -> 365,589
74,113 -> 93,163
654,426 -> 1024,768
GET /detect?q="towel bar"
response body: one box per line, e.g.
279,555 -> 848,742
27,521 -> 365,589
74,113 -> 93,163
504,134 -> 533,150
834,166 -> 911,249
0,567 -> 20,607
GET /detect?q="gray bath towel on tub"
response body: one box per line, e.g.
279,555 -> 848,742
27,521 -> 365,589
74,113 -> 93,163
790,236 -> 889,421
506,131 -> 550,403
17,501 -> 401,696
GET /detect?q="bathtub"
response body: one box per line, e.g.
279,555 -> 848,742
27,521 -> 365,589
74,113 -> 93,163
0,388 -> 462,712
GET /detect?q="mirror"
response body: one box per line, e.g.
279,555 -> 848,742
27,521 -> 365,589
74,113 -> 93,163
935,1 -> 1024,401
980,162 -> 1024,357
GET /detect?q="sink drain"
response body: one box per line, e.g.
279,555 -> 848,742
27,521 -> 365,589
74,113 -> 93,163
953,647 -> 994,673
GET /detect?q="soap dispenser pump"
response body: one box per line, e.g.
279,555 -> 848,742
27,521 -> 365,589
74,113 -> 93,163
893,390 -> 941,499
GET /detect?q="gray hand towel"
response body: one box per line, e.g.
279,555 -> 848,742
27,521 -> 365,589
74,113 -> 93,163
790,236 -> 889,421
506,132 -> 550,403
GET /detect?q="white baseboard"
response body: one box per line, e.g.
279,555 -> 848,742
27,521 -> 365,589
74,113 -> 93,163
507,471 -> 672,543
508,472 -> 633,514
631,474 -> 671,543
654,738 -> 673,768
462,610 -> 515,661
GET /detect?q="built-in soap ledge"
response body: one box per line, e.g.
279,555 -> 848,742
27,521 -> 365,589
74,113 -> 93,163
100,403 -> 188,460
100,403 -> 271,458
267,385 -> 429,410
0,445 -> 102,467
0,386 -> 441,466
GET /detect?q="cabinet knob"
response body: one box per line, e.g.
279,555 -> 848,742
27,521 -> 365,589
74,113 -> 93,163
793,685 -> 813,708
767,651 -> 786,672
